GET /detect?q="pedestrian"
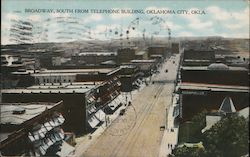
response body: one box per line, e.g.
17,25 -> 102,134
168,144 -> 170,148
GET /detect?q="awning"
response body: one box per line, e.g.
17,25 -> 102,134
88,115 -> 100,128
58,115 -> 65,124
87,105 -> 97,114
38,125 -> 47,138
108,100 -> 120,111
44,122 -> 53,131
95,109 -> 106,121
56,141 -> 75,157
28,132 -> 35,142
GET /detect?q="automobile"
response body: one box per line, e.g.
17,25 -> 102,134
119,109 -> 126,115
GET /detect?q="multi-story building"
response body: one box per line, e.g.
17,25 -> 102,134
1,80 -> 121,135
0,101 -> 75,156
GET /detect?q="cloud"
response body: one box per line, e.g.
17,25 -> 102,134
90,24 -> 121,40
1,22 -> 11,30
231,7 -> 249,26
127,29 -> 142,38
206,6 -> 231,21
188,21 -> 213,30
1,35 -> 10,45
207,6 -> 249,24
28,15 -> 42,22
161,21 -> 182,31
206,6 -> 249,38
84,14 -> 103,23
207,6 -> 249,29
177,31 -> 194,37
181,8 -> 213,30
93,24 -> 119,33
5,13 -> 19,20
225,23 -> 243,30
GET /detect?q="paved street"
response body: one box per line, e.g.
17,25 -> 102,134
79,54 -> 180,157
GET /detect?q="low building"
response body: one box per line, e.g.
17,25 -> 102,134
0,101 -> 75,156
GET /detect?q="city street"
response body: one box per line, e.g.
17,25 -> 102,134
78,54 -> 180,157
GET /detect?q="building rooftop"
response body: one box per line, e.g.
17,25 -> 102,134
218,97 -> 236,113
1,82 -> 98,94
148,45 -> 167,48
150,54 -> 163,57
181,65 -> 248,71
178,82 -> 249,93
12,68 -> 116,76
238,107 -> 249,119
41,68 -> 114,73
0,102 -> 56,125
131,59 -> 156,63
202,97 -> 247,133
136,51 -> 147,55
208,63 -> 229,70
78,52 -> 117,56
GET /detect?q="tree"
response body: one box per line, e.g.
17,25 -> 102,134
170,146 -> 206,157
172,114 -> 249,157
191,110 -> 208,140
203,114 -> 249,157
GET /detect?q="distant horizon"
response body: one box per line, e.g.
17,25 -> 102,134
1,36 -> 249,46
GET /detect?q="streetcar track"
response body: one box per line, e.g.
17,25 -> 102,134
111,85 -> 164,157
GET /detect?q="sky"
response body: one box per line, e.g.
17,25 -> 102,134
1,0 -> 249,45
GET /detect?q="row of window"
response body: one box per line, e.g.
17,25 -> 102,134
35,77 -> 75,84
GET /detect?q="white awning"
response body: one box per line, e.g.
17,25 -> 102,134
44,122 -> 53,131
28,132 -> 35,142
58,115 -> 65,124
56,141 -> 75,157
38,146 -> 46,155
108,100 -> 120,111
38,125 -> 47,138
95,109 -> 106,121
87,105 -> 97,114
88,115 -> 100,128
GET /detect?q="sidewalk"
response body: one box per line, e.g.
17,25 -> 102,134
159,95 -> 179,157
